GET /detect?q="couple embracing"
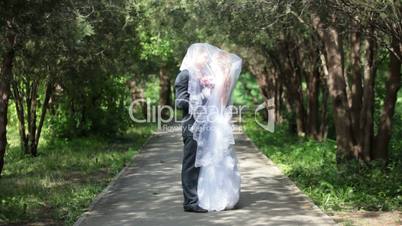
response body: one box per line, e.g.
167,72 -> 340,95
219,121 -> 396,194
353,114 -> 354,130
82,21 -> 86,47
175,43 -> 242,213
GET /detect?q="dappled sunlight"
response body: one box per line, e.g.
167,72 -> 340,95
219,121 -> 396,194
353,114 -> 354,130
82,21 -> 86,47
243,117 -> 402,215
76,128 -> 334,226
0,124 -> 155,225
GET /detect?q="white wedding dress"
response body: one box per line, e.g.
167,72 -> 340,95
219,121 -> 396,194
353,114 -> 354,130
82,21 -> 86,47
196,113 -> 241,211
180,43 -> 242,212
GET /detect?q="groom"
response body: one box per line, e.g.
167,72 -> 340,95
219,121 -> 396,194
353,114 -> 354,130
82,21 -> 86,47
175,67 -> 208,213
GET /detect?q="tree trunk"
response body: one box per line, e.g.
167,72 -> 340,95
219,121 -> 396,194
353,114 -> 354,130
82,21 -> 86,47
313,14 -> 355,162
261,68 -> 274,122
318,48 -> 330,141
159,66 -> 171,106
274,67 -> 283,123
289,43 -> 306,136
350,28 -> 363,138
12,78 -> 53,157
0,34 -> 15,176
34,81 -> 53,153
246,47 -> 279,123
266,47 -> 301,134
28,80 -> 39,156
319,81 -> 329,141
159,66 -> 171,119
128,77 -> 147,118
11,80 -> 29,154
374,38 -> 402,161
306,65 -> 320,138
359,29 -> 376,161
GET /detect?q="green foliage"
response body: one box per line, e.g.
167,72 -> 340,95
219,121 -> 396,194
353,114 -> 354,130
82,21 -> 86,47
143,76 -> 160,104
232,72 -> 263,105
243,115 -> 402,212
390,90 -> 402,158
0,123 -> 156,225
74,13 -> 96,42
139,32 -> 174,61
48,74 -> 132,138
136,0 -> 191,66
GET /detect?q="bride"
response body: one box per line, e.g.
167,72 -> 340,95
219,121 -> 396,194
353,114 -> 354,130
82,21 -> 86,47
179,43 -> 242,212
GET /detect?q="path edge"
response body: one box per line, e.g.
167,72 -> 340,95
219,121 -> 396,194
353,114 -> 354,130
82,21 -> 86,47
73,130 -> 158,226
239,129 -> 338,225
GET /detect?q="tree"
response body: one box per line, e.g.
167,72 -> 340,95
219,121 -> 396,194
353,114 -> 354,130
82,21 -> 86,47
0,0 -> 64,172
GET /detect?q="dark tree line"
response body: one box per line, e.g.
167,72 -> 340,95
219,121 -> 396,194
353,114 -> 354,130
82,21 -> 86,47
186,0 -> 401,164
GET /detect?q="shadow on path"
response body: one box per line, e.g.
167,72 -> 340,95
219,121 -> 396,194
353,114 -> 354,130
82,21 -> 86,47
74,126 -> 336,226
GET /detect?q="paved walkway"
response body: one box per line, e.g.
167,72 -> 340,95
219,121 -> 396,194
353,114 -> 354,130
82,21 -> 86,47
74,124 -> 336,226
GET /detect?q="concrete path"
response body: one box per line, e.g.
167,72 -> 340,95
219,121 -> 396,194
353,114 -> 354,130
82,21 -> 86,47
74,124 -> 336,226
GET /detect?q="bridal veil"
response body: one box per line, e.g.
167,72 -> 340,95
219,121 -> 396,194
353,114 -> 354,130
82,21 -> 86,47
179,43 -> 242,211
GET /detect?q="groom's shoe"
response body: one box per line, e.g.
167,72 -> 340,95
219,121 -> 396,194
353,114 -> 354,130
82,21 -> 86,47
183,205 -> 208,213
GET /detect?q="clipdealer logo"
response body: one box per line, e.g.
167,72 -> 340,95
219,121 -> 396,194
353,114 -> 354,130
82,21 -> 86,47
128,98 -> 275,132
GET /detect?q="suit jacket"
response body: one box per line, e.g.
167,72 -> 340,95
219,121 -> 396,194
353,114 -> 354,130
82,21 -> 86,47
174,69 -> 195,137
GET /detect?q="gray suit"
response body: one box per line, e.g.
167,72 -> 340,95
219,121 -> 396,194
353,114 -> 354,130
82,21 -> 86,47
174,69 -> 200,209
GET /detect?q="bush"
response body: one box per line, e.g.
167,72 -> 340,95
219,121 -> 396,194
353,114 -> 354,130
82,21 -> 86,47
48,74 -> 131,138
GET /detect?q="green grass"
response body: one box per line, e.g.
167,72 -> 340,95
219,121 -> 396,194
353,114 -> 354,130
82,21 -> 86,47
0,123 -> 156,225
242,116 -> 402,213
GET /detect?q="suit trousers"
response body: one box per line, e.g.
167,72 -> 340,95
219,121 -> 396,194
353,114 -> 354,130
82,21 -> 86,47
181,116 -> 200,208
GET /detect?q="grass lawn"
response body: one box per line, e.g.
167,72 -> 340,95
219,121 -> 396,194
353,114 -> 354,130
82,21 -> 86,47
242,115 -> 402,225
0,123 -> 156,226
